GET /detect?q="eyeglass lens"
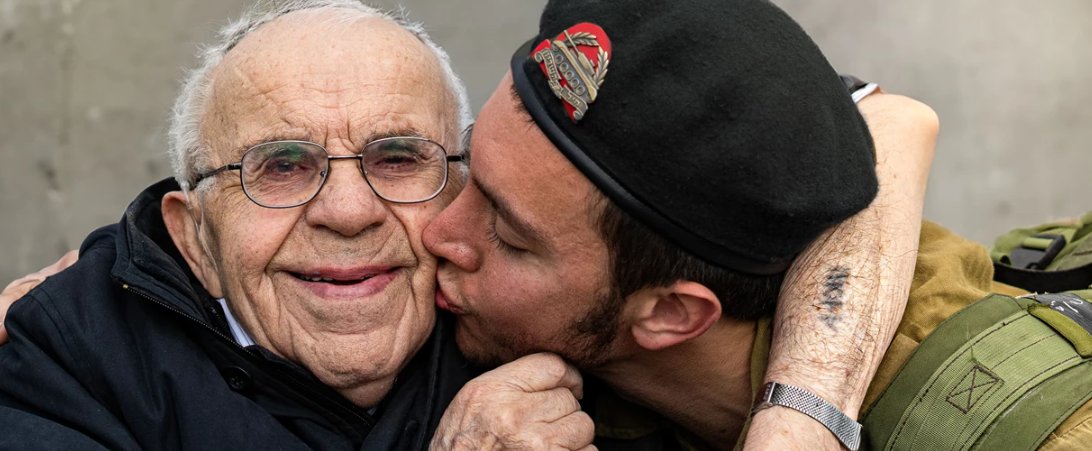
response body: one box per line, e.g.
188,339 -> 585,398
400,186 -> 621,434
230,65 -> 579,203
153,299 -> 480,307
239,139 -> 448,208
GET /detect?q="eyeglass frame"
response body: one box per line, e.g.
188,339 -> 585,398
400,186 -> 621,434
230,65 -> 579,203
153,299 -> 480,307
188,136 -> 467,208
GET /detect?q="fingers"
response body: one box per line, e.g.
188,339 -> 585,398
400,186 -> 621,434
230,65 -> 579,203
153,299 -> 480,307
0,277 -> 40,344
519,386 -> 583,423
1,276 -> 47,330
486,410 -> 595,451
0,250 -> 79,345
2,276 -> 45,298
4,249 -> 78,296
430,353 -> 593,451
52,250 -> 80,273
492,353 -> 585,399
547,410 -> 596,450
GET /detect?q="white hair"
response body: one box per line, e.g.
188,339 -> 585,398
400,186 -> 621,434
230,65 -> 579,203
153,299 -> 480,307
169,0 -> 473,191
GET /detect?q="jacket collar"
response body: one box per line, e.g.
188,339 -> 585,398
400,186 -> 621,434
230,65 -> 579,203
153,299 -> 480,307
108,177 -> 213,322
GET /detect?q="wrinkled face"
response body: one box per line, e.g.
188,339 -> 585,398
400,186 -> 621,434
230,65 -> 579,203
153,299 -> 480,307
423,72 -> 622,368
192,11 -> 460,404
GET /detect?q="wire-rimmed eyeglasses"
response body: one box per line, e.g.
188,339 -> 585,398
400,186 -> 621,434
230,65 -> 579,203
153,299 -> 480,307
189,137 -> 466,208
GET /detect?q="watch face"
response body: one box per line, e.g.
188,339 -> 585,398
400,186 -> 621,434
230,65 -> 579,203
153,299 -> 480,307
840,74 -> 869,93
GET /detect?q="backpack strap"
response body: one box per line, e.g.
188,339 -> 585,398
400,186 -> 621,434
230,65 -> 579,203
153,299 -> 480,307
991,212 -> 1092,293
861,293 -> 1092,450
993,263 -> 1092,294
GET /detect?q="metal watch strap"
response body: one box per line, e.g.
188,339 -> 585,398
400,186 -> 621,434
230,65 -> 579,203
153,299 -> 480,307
752,382 -> 862,450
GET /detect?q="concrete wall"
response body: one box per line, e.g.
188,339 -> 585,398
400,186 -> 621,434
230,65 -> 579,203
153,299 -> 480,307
2,0 -> 1089,283
777,0 -> 1092,247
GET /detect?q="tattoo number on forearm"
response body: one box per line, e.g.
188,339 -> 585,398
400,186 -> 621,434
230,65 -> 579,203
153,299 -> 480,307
818,265 -> 850,330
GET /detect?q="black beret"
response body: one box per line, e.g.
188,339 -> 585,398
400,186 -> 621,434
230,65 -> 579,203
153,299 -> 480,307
511,0 -> 878,275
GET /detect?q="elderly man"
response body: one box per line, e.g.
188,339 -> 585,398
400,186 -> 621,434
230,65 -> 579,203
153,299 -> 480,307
423,0 -> 1092,449
0,0 -> 940,449
0,3 -> 474,449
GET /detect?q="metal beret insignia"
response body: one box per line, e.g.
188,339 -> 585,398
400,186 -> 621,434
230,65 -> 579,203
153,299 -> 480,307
532,23 -> 611,122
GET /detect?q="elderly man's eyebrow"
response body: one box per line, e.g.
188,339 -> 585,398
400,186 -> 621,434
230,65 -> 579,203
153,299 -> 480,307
367,127 -> 428,141
475,177 -> 547,247
227,128 -> 434,158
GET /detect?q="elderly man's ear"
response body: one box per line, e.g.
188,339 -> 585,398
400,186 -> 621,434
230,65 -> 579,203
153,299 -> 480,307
626,282 -> 722,350
162,191 -> 224,298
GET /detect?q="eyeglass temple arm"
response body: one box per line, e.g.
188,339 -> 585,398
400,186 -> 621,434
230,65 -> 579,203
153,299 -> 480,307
446,154 -> 467,163
190,163 -> 243,187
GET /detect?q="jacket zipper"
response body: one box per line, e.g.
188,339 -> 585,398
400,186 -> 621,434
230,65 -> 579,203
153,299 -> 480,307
118,280 -> 241,348
116,280 -> 376,430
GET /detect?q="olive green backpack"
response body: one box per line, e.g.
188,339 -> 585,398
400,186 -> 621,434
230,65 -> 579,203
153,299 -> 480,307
860,212 -> 1092,450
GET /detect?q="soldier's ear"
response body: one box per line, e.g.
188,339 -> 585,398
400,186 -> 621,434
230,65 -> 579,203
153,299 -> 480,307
162,190 -> 223,298
626,281 -> 721,351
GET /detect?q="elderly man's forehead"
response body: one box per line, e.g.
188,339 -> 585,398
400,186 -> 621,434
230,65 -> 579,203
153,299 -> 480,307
199,7 -> 454,152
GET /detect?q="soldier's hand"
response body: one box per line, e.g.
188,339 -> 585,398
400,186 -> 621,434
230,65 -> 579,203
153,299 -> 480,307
430,353 -> 596,451
0,250 -> 79,344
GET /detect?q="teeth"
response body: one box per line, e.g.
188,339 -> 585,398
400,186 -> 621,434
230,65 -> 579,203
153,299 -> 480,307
294,273 -> 376,283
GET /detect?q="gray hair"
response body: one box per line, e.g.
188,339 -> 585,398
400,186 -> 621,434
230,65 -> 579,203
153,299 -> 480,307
170,0 -> 473,191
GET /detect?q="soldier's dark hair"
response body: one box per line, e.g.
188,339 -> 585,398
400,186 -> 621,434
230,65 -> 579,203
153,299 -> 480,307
594,196 -> 784,320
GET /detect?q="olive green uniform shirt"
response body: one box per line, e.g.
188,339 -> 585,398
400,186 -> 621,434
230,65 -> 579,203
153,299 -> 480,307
591,222 -> 1092,450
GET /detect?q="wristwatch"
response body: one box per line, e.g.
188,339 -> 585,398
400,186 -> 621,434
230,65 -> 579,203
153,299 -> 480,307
840,74 -> 880,104
752,381 -> 862,450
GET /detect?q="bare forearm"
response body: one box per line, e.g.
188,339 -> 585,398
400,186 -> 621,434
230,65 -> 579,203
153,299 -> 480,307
746,93 -> 938,449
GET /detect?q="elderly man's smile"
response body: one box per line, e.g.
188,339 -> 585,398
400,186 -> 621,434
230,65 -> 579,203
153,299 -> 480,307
286,266 -> 404,299
157,8 -> 464,408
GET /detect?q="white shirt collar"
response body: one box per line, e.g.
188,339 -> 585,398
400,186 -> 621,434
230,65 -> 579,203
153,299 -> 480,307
216,298 -> 257,347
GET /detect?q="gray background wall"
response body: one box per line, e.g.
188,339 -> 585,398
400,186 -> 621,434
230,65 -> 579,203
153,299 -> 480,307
2,0 -> 1089,283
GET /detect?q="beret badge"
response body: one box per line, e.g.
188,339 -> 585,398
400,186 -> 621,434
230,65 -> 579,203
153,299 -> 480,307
532,23 -> 611,122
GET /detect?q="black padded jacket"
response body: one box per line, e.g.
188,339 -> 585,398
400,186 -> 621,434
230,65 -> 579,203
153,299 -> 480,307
0,178 -> 477,450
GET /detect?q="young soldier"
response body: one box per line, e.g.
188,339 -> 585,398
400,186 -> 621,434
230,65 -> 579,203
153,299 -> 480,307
425,0 -> 1091,449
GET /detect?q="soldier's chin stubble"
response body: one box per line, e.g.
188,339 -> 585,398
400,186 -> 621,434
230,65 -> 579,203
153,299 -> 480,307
458,292 -> 624,369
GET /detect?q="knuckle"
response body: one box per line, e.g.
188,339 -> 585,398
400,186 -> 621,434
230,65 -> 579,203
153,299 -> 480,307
560,412 -> 595,444
446,431 -> 489,451
451,386 -> 498,418
549,388 -> 580,412
535,354 -> 567,380
496,409 -> 525,434
522,351 -> 561,367
572,411 -> 594,430
461,379 -> 497,400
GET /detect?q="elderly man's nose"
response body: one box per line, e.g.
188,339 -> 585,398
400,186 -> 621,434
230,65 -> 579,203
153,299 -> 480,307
304,161 -> 386,236
423,195 -> 481,271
